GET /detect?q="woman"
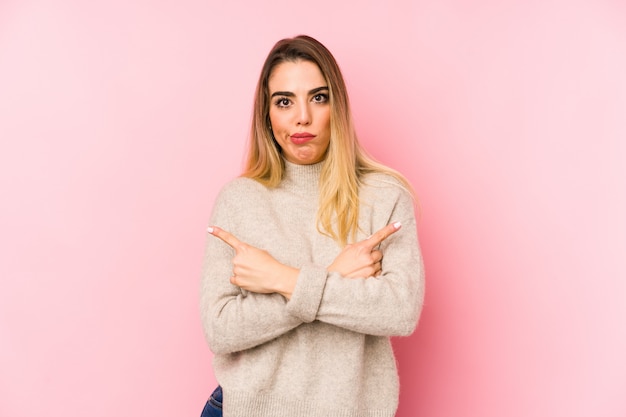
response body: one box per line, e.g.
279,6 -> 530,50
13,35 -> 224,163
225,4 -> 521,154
200,35 -> 424,417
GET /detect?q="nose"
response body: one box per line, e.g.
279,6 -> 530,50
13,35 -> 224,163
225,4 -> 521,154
296,102 -> 311,126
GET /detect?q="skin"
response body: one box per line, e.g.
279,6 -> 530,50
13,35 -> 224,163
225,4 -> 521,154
268,60 -> 331,165
207,222 -> 402,300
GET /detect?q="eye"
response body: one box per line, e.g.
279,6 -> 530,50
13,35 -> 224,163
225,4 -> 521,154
312,93 -> 328,103
274,97 -> 292,108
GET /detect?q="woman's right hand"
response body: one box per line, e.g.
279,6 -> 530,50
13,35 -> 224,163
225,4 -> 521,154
207,226 -> 299,299
327,222 -> 401,279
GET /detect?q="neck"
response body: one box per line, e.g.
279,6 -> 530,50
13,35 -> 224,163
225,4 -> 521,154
282,159 -> 323,193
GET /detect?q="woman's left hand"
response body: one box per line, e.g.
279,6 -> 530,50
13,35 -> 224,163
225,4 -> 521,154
207,226 -> 299,299
327,222 -> 401,279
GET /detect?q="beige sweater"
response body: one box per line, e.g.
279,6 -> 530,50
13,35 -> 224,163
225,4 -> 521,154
201,160 -> 425,417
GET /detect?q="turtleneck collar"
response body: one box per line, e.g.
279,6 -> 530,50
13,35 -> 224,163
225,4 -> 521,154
282,158 -> 323,193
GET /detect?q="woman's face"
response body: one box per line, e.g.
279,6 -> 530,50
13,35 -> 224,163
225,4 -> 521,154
268,60 -> 331,165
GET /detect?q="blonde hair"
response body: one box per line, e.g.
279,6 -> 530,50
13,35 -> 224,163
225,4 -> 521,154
243,35 -> 413,245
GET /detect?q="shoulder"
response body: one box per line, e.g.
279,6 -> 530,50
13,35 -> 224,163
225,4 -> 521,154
359,172 -> 416,219
360,172 -> 411,200
357,171 -> 417,237
210,177 -> 268,217
216,176 -> 266,200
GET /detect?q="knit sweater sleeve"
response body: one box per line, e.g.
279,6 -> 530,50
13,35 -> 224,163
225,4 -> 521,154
286,179 -> 425,337
200,183 -> 302,355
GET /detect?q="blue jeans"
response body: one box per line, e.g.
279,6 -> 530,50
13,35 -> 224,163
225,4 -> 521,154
200,386 -> 222,417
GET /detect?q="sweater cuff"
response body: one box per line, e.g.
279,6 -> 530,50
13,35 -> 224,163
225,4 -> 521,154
286,264 -> 328,323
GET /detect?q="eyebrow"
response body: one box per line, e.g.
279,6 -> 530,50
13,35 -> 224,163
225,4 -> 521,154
270,86 -> 329,98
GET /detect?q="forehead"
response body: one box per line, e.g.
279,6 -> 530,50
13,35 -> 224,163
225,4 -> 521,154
268,60 -> 327,92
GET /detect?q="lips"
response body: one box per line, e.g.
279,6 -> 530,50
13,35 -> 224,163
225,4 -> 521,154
290,132 -> 315,145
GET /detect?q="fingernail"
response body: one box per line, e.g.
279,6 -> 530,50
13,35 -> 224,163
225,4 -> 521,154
393,222 -> 402,229
206,226 -> 214,233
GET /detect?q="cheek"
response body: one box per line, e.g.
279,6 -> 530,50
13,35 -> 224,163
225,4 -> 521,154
314,106 -> 330,126
269,112 -> 287,133
321,110 -> 331,132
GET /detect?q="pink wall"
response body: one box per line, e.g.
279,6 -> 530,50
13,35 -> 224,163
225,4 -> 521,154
1,1 -> 624,416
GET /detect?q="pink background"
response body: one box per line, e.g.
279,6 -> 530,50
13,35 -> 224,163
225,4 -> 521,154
1,1 -> 625,416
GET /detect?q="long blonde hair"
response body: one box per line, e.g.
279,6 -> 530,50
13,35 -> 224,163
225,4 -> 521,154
243,35 -> 413,245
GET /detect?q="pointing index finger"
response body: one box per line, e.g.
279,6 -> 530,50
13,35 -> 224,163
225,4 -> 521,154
365,221 -> 402,249
207,226 -> 244,250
